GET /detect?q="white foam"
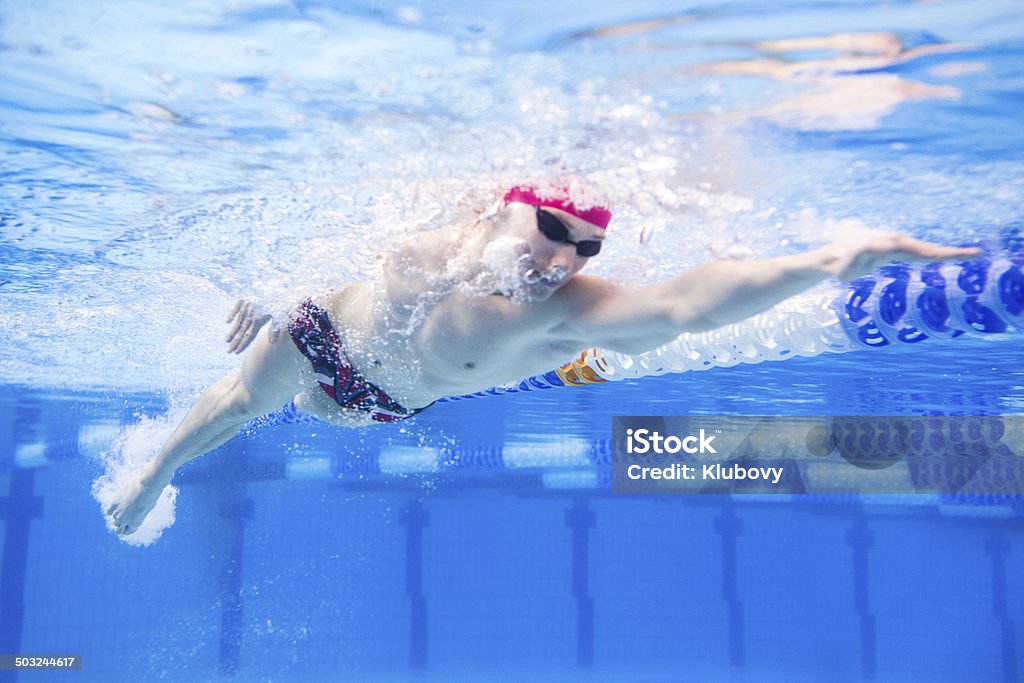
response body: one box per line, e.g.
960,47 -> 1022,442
90,409 -> 183,546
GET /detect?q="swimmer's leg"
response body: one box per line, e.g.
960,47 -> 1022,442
106,328 -> 309,536
292,388 -> 377,428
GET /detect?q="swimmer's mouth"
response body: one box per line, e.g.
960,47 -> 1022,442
520,264 -> 568,288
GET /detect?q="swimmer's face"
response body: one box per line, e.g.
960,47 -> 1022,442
502,202 -> 605,301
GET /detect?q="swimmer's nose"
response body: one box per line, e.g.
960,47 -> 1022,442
548,242 -> 578,272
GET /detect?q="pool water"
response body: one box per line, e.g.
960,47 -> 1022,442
1,0 -> 1023,680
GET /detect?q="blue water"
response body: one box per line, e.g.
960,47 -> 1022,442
2,0 -> 1024,680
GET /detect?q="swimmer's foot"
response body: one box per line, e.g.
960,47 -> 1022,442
104,467 -> 171,536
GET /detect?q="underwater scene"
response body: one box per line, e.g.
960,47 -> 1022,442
1,0 -> 1023,680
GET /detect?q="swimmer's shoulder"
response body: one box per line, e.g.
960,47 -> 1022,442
378,227 -> 461,313
382,226 -> 459,274
535,275 -> 627,330
555,274 -> 625,306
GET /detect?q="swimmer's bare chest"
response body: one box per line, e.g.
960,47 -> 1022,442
411,292 -> 584,395
327,286 -> 576,398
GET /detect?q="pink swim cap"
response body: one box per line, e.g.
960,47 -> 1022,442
504,185 -> 612,230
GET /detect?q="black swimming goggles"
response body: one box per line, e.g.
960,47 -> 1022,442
536,206 -> 602,257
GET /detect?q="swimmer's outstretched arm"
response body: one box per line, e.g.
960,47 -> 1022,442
559,232 -> 980,354
105,323 -> 306,536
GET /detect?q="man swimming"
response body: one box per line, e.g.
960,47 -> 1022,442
105,184 -> 980,535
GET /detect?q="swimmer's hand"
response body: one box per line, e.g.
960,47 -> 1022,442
821,232 -> 981,281
224,299 -> 275,354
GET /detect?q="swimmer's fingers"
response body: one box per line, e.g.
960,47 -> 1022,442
225,296 -> 276,352
227,313 -> 271,354
884,235 -> 981,262
225,309 -> 251,352
225,299 -> 245,324
224,300 -> 252,343
225,313 -> 245,347
104,504 -> 134,536
225,300 -> 268,353
226,318 -> 253,354
833,234 -> 981,280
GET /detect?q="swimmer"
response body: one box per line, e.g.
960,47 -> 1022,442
105,184 -> 980,535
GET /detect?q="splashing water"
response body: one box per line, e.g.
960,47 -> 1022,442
90,410 -> 182,545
